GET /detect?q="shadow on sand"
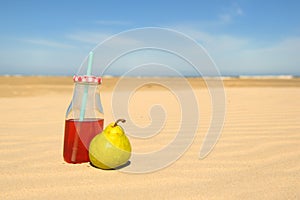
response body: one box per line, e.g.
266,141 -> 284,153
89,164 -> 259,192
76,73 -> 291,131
90,161 -> 131,170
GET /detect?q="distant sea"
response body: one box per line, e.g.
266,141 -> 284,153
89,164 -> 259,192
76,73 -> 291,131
0,74 -> 299,79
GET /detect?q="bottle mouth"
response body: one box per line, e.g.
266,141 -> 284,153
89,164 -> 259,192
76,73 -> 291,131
73,75 -> 102,84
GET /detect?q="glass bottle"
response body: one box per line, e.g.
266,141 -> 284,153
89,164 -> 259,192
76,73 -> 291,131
63,75 -> 104,163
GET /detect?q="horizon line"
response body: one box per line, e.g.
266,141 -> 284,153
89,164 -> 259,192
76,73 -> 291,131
0,74 -> 299,79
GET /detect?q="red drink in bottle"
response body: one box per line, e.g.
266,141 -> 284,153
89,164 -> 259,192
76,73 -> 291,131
63,119 -> 103,163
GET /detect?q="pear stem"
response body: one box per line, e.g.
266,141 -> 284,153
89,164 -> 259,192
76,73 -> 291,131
113,119 -> 126,127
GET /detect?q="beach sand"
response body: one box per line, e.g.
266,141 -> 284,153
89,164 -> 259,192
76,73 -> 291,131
0,76 -> 299,199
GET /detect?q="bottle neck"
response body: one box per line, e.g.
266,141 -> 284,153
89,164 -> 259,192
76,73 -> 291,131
67,82 -> 103,120
74,82 -> 98,97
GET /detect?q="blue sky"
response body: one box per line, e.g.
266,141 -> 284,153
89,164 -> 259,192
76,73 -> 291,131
0,0 -> 300,76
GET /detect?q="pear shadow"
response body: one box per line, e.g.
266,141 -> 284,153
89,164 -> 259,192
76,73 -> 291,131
89,160 -> 131,170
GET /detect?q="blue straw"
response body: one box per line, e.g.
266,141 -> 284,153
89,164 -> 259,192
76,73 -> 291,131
79,51 -> 94,121
71,51 -> 94,162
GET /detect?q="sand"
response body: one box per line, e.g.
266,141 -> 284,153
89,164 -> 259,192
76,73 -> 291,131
0,76 -> 299,199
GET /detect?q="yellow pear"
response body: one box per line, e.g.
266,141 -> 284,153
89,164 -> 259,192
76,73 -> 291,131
89,119 -> 131,169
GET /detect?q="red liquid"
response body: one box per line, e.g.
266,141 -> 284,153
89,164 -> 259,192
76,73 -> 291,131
63,119 -> 104,163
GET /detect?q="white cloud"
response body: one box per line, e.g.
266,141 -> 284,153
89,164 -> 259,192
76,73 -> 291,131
240,37 -> 300,68
94,20 -> 131,26
219,14 -> 232,23
66,31 -> 111,44
218,3 -> 244,24
66,30 -> 144,47
170,26 -> 250,52
21,38 -> 74,49
236,7 -> 244,16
